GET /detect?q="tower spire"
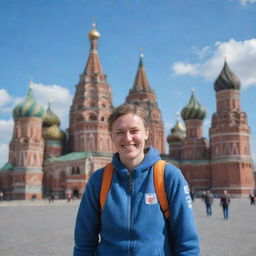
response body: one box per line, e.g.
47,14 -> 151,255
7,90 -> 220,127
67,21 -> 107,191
84,23 -> 103,74
131,53 -> 152,92
125,54 -> 165,154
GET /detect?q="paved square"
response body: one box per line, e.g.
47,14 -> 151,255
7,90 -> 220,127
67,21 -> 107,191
0,198 -> 255,256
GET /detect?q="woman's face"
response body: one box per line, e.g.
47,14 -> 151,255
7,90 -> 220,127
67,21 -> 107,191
111,113 -> 149,168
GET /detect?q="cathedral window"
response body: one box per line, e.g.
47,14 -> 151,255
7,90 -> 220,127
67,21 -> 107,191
89,113 -> 97,121
71,167 -> 76,174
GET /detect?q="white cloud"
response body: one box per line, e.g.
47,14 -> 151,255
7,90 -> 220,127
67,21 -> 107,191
0,89 -> 12,107
31,82 -> 73,128
238,0 -> 256,6
192,46 -> 212,60
173,62 -> 199,76
0,119 -> 13,168
0,89 -> 13,114
0,143 -> 9,168
0,119 -> 13,143
172,38 -> 256,89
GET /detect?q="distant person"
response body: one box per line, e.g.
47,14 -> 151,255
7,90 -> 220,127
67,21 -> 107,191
67,191 -> 73,203
48,192 -> 55,203
190,188 -> 195,201
220,190 -> 231,220
0,191 -> 3,201
249,192 -> 255,206
204,190 -> 214,216
201,190 -> 206,202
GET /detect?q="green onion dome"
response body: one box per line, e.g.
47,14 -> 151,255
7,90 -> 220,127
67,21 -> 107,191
181,91 -> 206,121
42,102 -> 61,127
214,61 -> 241,92
167,117 -> 186,143
13,87 -> 45,119
43,125 -> 66,141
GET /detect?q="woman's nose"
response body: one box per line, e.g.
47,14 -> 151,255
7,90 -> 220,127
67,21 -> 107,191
124,132 -> 133,141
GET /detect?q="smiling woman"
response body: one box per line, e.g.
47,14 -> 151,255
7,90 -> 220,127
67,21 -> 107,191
73,103 -> 200,256
109,105 -> 149,171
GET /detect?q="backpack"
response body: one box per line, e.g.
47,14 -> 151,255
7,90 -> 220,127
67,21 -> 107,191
99,160 -> 170,220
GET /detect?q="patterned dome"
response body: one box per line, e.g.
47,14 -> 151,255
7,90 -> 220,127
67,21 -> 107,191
43,125 -> 66,141
181,91 -> 206,121
167,116 -> 186,143
42,102 -> 61,127
214,61 -> 241,92
13,87 -> 45,119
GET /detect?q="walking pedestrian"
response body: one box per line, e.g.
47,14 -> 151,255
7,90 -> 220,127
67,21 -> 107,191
73,103 -> 200,256
220,190 -> 230,220
203,190 -> 214,216
0,191 -> 4,201
249,192 -> 255,206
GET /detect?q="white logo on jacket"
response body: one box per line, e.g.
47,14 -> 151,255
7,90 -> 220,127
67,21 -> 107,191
186,196 -> 192,208
184,185 -> 190,194
145,193 -> 158,205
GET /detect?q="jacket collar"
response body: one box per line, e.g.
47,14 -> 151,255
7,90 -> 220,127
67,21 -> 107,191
111,146 -> 161,177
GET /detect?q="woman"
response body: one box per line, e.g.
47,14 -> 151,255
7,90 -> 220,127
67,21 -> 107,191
73,104 -> 200,256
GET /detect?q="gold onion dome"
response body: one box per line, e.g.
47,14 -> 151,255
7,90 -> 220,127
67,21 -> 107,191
181,91 -> 206,121
214,60 -> 241,92
43,125 -> 66,141
13,87 -> 45,119
42,102 -> 61,127
167,117 -> 186,143
88,23 -> 100,40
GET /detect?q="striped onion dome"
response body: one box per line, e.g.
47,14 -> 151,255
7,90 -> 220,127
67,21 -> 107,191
43,125 -> 66,141
13,87 -> 45,119
42,102 -> 61,127
214,61 -> 241,92
181,91 -> 206,121
167,116 -> 186,143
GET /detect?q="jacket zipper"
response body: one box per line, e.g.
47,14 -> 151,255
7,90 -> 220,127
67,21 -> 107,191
128,172 -> 133,256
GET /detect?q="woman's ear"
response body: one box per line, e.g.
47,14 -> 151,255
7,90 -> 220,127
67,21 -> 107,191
145,129 -> 149,140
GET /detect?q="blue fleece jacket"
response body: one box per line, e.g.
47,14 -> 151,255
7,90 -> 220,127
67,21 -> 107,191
74,146 -> 200,256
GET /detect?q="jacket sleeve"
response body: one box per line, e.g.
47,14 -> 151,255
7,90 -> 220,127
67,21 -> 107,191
73,169 -> 103,256
165,165 -> 200,256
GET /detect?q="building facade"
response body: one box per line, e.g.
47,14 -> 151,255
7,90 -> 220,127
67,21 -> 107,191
0,25 -> 255,200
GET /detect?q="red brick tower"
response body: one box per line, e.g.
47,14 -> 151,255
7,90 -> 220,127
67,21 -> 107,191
125,54 -> 165,153
167,113 -> 185,160
210,61 -> 255,196
180,91 -> 210,190
9,85 -> 45,200
68,24 -> 114,153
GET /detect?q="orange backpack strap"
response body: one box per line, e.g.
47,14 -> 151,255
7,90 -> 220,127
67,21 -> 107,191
100,163 -> 114,211
153,160 -> 170,220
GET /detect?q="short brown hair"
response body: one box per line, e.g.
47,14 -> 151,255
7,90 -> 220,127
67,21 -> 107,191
108,103 -> 149,132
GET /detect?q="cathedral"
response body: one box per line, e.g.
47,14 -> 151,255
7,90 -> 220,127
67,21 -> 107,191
0,25 -> 255,200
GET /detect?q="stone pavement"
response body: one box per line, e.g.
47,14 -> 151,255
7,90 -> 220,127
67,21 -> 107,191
0,198 -> 255,256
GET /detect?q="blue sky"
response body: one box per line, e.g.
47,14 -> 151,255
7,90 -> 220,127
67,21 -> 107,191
1,0 -> 256,168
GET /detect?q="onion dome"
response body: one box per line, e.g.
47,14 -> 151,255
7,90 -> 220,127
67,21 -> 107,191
181,91 -> 206,121
214,61 -> 241,92
167,116 -> 186,143
13,87 -> 45,119
43,125 -> 66,141
42,102 -> 61,127
88,23 -> 100,40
